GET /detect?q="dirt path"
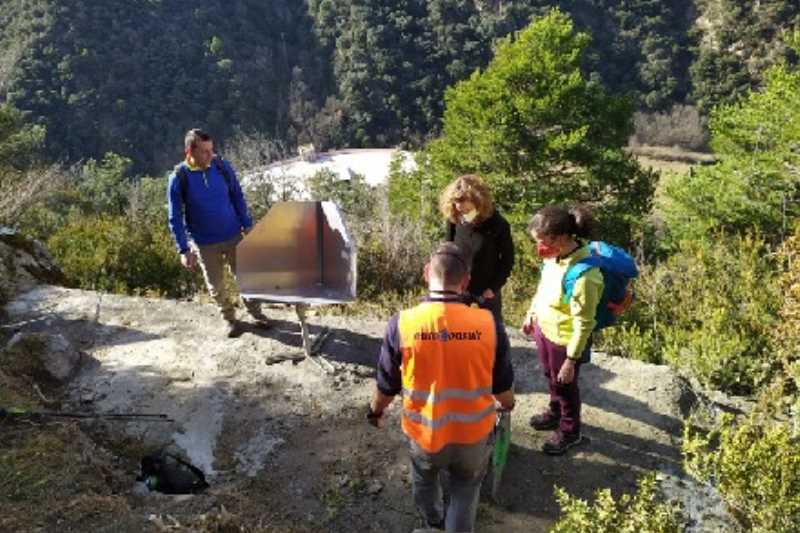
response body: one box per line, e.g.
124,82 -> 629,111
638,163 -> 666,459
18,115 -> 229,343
5,286 -> 716,532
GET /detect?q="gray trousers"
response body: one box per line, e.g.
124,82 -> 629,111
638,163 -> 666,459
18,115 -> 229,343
409,436 -> 492,533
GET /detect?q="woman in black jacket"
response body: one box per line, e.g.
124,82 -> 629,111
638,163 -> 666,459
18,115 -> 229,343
439,174 -> 514,325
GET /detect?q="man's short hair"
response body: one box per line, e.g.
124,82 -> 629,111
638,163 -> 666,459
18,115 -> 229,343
430,242 -> 469,287
185,128 -> 212,150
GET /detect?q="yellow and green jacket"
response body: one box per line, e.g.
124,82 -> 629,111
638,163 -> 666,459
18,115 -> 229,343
528,244 -> 605,359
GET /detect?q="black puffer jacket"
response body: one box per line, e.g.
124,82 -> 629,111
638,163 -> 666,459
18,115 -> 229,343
446,210 -> 514,295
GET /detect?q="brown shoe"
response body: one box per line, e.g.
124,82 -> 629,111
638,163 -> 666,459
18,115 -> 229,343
529,411 -> 560,431
225,320 -> 244,338
248,312 -> 271,329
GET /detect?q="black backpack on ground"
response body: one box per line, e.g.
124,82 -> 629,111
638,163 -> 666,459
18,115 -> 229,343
137,450 -> 209,494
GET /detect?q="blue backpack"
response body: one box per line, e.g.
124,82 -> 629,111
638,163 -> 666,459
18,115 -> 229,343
561,241 -> 638,330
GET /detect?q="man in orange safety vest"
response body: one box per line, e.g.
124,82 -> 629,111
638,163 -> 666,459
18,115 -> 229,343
368,242 -> 515,532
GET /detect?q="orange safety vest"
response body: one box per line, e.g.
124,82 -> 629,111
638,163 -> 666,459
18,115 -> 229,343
398,301 -> 497,453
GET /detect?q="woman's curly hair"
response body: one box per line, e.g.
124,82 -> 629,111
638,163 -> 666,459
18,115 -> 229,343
439,174 -> 496,224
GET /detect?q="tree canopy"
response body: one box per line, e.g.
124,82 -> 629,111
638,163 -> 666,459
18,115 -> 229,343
393,9 -> 656,245
660,62 -> 800,244
1,0 -> 798,175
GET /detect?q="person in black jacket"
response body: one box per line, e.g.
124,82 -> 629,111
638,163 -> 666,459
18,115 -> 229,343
440,174 -> 514,325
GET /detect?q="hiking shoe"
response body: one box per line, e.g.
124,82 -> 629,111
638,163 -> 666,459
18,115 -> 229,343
412,519 -> 445,532
529,411 -> 560,431
542,431 -> 583,455
249,313 -> 271,329
225,320 -> 244,338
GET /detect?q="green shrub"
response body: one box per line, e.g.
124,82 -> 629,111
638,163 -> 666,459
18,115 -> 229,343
773,224 -> 800,378
598,233 -> 780,394
658,64 -> 800,246
681,222 -> 800,532
308,168 -> 376,225
307,168 -> 432,306
78,153 -> 134,215
684,411 -> 800,532
47,214 -> 199,297
600,322 -> 662,364
551,474 -> 684,533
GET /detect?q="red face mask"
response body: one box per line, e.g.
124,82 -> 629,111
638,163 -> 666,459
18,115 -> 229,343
537,242 -> 560,259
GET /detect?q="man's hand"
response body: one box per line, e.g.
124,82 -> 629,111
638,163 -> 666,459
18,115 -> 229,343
180,252 -> 197,271
494,389 -> 515,412
366,404 -> 385,428
482,288 -> 495,300
557,358 -> 577,384
368,390 -> 395,428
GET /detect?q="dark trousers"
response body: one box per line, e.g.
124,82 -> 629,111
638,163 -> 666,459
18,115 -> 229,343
533,325 -> 586,435
478,291 -> 503,325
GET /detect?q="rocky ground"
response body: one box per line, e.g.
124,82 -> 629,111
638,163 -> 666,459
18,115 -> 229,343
1,280 -> 739,532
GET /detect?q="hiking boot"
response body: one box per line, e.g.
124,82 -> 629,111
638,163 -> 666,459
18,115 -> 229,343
529,411 -> 560,431
224,320 -> 244,338
411,519 -> 445,532
248,311 -> 271,329
542,430 -> 583,456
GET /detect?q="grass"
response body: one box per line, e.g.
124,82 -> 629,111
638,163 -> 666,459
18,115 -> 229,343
628,144 -> 717,175
0,367 -> 134,531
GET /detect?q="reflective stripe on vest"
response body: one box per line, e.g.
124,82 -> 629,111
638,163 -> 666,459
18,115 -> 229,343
403,403 -> 497,429
402,387 -> 493,404
398,301 -> 496,453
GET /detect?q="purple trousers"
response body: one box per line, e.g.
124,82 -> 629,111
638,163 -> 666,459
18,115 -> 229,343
533,325 -> 588,435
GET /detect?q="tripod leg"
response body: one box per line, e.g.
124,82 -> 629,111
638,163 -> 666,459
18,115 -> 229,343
294,303 -> 334,373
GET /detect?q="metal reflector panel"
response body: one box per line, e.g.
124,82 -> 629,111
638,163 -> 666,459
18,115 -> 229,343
236,201 -> 357,304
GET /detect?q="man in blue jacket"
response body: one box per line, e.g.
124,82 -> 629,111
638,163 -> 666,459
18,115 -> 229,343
167,128 -> 267,337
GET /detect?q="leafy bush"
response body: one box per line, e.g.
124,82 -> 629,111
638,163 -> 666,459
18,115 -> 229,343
551,474 -> 684,533
684,410 -> 800,532
308,168 -> 376,226
10,151 -> 205,299
307,167 -> 430,305
681,221 -> 800,532
47,214 -> 199,298
659,64 -> 800,246
772,224 -> 800,377
77,153 -> 134,215
356,223 -> 429,302
599,233 -> 780,394
771,223 -> 800,436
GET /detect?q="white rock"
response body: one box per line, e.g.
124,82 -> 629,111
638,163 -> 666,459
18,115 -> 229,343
5,332 -> 82,383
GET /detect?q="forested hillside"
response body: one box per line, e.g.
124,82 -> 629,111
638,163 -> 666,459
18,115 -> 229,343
0,0 -> 797,175
0,0 -> 326,173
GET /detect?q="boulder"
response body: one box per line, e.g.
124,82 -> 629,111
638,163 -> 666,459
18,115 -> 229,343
0,227 -> 65,309
3,332 -> 82,384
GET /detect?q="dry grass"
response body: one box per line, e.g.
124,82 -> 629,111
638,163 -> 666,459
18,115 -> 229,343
629,144 -> 716,164
0,419 -> 131,531
627,144 -> 718,176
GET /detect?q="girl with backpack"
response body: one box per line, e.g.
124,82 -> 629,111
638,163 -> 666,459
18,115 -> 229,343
522,205 -> 604,455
